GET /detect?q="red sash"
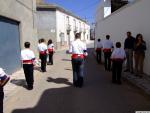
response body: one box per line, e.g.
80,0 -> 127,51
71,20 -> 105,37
111,58 -> 124,62
72,54 -> 84,59
96,48 -> 101,52
40,50 -> 47,55
22,60 -> 33,64
103,49 -> 111,52
48,48 -> 54,52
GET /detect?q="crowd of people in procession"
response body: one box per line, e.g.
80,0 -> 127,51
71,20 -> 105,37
0,31 -> 147,113
95,31 -> 147,85
0,38 -> 55,113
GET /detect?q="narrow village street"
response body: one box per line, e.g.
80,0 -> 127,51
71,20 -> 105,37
4,43 -> 150,113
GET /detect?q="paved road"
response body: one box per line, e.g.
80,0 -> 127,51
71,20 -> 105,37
5,46 -> 150,113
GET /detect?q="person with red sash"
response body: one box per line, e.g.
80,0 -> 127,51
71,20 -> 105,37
21,42 -> 35,90
0,68 -> 10,113
47,39 -> 54,65
102,35 -> 114,71
95,38 -> 102,64
69,33 -> 88,88
111,42 -> 126,84
38,39 -> 47,72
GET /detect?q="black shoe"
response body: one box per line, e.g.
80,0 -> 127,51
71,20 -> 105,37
130,71 -> 134,74
47,63 -> 51,65
124,69 -> 129,72
134,74 -> 139,77
112,80 -> 116,84
27,85 -> 33,90
42,70 -> 47,72
117,81 -> 122,85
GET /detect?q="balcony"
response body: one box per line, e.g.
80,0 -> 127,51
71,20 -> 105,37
66,24 -> 71,31
83,29 -> 86,34
79,28 -> 83,33
73,26 -> 78,33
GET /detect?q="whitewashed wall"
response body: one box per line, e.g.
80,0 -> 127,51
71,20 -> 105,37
95,0 -> 150,75
56,10 -> 90,45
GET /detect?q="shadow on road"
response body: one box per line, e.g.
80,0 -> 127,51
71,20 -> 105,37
10,79 -> 27,88
47,77 -> 72,86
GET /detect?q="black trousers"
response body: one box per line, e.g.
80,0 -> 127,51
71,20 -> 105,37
96,50 -> 101,63
112,61 -> 123,83
23,64 -> 34,87
72,58 -> 84,87
104,52 -> 112,70
48,52 -> 54,65
40,54 -> 47,72
0,87 -> 4,113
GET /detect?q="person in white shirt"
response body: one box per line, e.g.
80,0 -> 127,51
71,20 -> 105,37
69,33 -> 88,88
38,39 -> 47,72
111,42 -> 126,84
47,39 -> 55,65
0,68 -> 10,113
21,42 -> 35,90
102,35 -> 114,71
95,38 -> 102,64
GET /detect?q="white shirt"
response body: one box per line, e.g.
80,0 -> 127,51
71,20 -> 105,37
21,49 -> 35,61
48,43 -> 54,50
111,48 -> 126,59
0,68 -> 6,78
69,39 -> 87,54
102,39 -> 113,49
38,43 -> 47,52
95,41 -> 103,49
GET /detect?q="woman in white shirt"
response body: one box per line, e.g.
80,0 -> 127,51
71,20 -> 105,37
47,39 -> 54,65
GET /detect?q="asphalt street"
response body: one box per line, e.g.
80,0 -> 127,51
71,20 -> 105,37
4,44 -> 150,113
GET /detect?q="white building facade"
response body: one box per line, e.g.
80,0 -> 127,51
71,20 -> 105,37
95,0 -> 150,75
37,4 -> 90,50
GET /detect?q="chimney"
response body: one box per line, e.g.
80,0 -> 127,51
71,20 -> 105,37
36,0 -> 44,4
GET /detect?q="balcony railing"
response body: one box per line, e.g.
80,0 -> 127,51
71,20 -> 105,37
73,26 -> 78,33
79,28 -> 83,33
66,24 -> 71,31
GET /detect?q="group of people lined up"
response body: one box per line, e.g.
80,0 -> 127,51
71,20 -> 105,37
0,33 -> 87,113
21,39 -> 55,90
95,31 -> 147,84
0,39 -> 55,113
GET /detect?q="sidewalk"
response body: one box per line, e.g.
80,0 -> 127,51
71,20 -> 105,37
122,71 -> 150,95
93,50 -> 150,95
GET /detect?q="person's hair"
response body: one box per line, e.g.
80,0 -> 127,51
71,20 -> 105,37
135,34 -> 144,43
127,31 -> 131,36
106,35 -> 110,40
116,42 -> 121,48
127,31 -> 131,34
24,42 -> 30,48
48,39 -> 53,45
97,38 -> 101,42
41,38 -> 45,43
38,39 -> 41,43
75,33 -> 81,39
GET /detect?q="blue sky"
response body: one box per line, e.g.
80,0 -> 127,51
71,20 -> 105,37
44,0 -> 101,25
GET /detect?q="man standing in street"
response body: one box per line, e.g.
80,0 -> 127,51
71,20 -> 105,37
124,31 -> 135,73
102,35 -> 114,71
95,38 -> 102,64
69,33 -> 88,88
38,39 -> 47,72
21,42 -> 35,90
